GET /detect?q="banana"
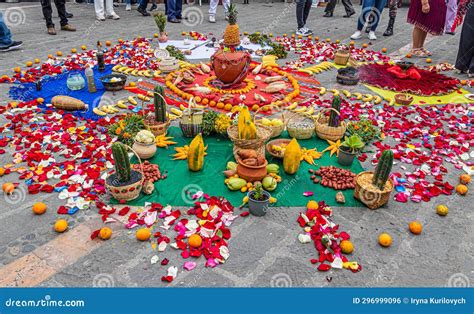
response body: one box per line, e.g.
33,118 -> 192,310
353,92 -> 363,100
373,95 -> 382,104
293,106 -> 308,113
143,70 -> 152,78
112,64 -> 122,72
170,108 -> 183,117
137,70 -> 145,77
100,106 -> 113,114
286,102 -> 298,110
153,70 -> 161,78
362,94 -> 374,102
93,107 -> 107,116
298,69 -> 314,75
116,100 -> 128,109
123,68 -> 134,74
118,66 -> 128,73
387,97 -> 395,106
168,113 -> 180,120
109,105 -> 120,113
341,90 -> 351,98
128,96 -> 138,105
305,106 -> 314,115
319,87 -> 327,95
131,69 -> 139,76
137,94 -> 151,101
179,104 -> 187,111
330,89 -> 340,96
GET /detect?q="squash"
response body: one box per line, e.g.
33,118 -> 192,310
237,106 -> 257,140
188,133 -> 205,171
52,95 -> 87,111
283,138 -> 302,174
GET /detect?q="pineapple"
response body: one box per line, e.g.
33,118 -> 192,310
223,4 -> 240,46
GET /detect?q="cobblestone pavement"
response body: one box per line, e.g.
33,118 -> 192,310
0,2 -> 472,287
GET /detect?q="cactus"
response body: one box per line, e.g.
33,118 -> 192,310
328,95 -> 341,127
372,149 -> 394,190
154,85 -> 167,123
112,142 -> 131,182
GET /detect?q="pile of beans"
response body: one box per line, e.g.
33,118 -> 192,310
309,166 -> 356,190
132,161 -> 166,183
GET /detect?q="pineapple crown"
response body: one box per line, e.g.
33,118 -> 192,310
227,4 -> 238,25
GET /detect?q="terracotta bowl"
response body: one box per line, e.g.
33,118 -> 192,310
266,139 -> 291,159
236,158 -> 268,182
394,94 -> 414,106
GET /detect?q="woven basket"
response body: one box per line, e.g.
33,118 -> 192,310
287,117 -> 315,140
106,145 -> 144,201
254,105 -> 285,138
354,171 -> 394,210
179,97 -> 204,138
315,108 -> 346,141
227,124 -> 273,159
142,91 -> 170,136
334,49 -> 350,66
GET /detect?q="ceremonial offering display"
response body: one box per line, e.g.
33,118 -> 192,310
235,149 -> 268,182
354,150 -> 395,209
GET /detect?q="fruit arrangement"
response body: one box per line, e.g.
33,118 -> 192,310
108,114 -> 145,146
131,161 -> 164,183
238,106 -> 257,140
202,110 -> 219,136
259,117 -> 284,127
236,149 -> 266,167
224,160 -> 281,193
309,166 -> 356,190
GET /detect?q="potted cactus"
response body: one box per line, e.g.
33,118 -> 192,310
315,95 -> 346,141
153,11 -> 168,43
248,182 -> 270,217
354,149 -> 394,209
338,134 -> 364,166
105,142 -> 144,201
144,85 -> 169,136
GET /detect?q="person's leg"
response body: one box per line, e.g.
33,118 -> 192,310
412,26 -> 424,49
325,0 -> 336,14
126,0 -> 131,11
137,0 -> 150,15
54,0 -> 69,26
95,0 -> 105,18
209,0 -> 218,17
370,0 -> 387,31
444,0 -> 457,33
455,6 -> 474,72
167,0 -> 177,20
41,0 -> 55,29
303,0 -> 312,26
175,0 -> 182,18
357,0 -> 375,31
383,0 -> 396,36
296,0 -> 306,29
341,0 -> 355,15
0,12 -> 13,47
223,0 -> 230,14
105,0 -> 119,18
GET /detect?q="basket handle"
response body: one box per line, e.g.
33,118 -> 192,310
316,107 -> 341,120
253,104 -> 285,125
106,143 -> 145,185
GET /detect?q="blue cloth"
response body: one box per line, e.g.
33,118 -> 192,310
357,0 -> 388,31
0,12 -> 13,47
8,65 -> 113,120
167,0 -> 182,19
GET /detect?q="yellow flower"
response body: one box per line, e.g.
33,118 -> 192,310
115,127 -> 122,135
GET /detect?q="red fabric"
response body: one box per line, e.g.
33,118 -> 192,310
359,63 -> 460,96
387,66 -> 422,80
407,0 -> 447,35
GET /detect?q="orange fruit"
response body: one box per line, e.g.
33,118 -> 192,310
381,47 -> 387,53
194,96 -> 202,103
136,228 -> 151,241
13,67 -> 21,73
0,167 -> 5,176
251,104 -> 259,111
456,184 -> 468,195
426,58 -> 432,63
435,204 -> 448,216
154,33 -> 159,38
314,36 -> 319,41
362,43 -> 368,48
99,227 -> 112,240
224,103 -> 232,111
209,100 -> 216,107
201,98 -> 209,105
34,58 -> 40,64
129,82 -> 137,87
308,35 -> 312,40
26,61 -> 33,67
349,41 -> 355,46
335,39 -> 340,44
406,53 -> 412,58
71,48 -> 77,53
459,174 -> 471,185
283,34 -> 287,37
118,38 -> 124,43
460,80 -> 467,85
47,54 -> 53,59
32,202 -> 47,215
188,234 -> 202,248
56,51 -> 63,57
298,35 -> 303,39
378,233 -> 392,247
37,97 -> 44,104
306,200 -> 319,210
340,240 -> 354,254
408,221 -> 422,235
2,182 -> 15,194
54,219 -> 68,233
81,45 -> 87,50
325,38 -> 331,42
105,41 -> 112,46
216,102 -> 225,109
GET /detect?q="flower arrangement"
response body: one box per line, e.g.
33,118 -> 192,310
135,130 -> 155,144
108,114 -> 145,146
153,11 -> 167,33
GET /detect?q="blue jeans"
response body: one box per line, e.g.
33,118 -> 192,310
167,0 -> 182,19
357,0 -> 387,31
296,0 -> 312,29
0,12 -> 13,47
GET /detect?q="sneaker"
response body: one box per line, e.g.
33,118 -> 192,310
137,7 -> 150,16
61,24 -> 76,31
0,41 -> 23,52
350,30 -> 362,39
96,15 -> 106,21
296,28 -> 310,37
65,12 -> 74,18
368,31 -> 377,40
209,15 -> 216,23
126,3 -> 131,11
107,13 -> 120,20
150,4 -> 157,11
304,27 -> 313,35
47,27 -> 57,35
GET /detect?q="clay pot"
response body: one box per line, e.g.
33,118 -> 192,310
236,158 -> 268,182
211,50 -> 251,85
132,141 -> 157,160
158,32 -> 168,43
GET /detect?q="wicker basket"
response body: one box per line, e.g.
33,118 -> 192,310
354,171 -> 394,210
179,98 -> 204,138
105,145 -> 144,201
145,118 -> 170,136
227,124 -> 273,159
334,49 -> 350,66
287,117 -> 315,140
254,105 -> 285,138
314,108 -> 346,141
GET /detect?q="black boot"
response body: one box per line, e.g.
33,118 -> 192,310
383,16 -> 395,36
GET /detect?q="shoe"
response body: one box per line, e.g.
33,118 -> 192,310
350,30 -> 362,40
61,24 -> 76,31
0,41 -> 23,52
150,4 -> 157,11
168,18 -> 180,23
97,15 -> 106,21
137,7 -> 150,16
343,11 -> 355,18
445,31 -> 455,35
305,28 -> 313,35
383,16 -> 395,36
47,27 -> 57,35
368,31 -> 377,40
296,28 -> 310,37
126,4 -> 131,11
107,13 -> 120,20
209,15 -> 216,23
65,12 -> 74,18
323,11 -> 333,17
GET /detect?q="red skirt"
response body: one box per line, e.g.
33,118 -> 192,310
407,0 -> 447,35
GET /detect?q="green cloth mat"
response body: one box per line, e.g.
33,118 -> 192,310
111,127 -> 364,208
